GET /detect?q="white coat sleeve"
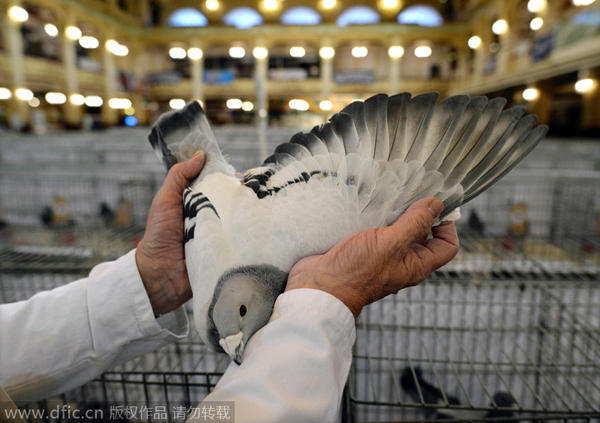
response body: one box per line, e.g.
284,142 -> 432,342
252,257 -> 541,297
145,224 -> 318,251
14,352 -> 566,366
0,249 -> 189,406
192,288 -> 356,423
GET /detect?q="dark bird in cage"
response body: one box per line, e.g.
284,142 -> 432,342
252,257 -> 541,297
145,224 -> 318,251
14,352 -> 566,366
99,202 -> 116,226
468,208 -> 485,236
484,392 -> 518,423
149,92 -> 548,364
400,366 -> 460,419
401,367 -> 519,421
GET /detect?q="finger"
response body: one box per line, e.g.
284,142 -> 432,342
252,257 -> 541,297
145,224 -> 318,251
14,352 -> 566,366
162,151 -> 206,194
423,221 -> 459,268
384,197 -> 443,252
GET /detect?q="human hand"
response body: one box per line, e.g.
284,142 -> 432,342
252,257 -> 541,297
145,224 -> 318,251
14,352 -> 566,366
285,198 -> 459,317
136,151 -> 206,316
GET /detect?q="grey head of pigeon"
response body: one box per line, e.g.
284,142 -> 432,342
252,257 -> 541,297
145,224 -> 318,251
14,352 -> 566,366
207,265 -> 288,364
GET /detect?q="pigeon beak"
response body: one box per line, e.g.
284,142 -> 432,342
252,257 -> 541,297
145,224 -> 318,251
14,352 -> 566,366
219,332 -> 245,364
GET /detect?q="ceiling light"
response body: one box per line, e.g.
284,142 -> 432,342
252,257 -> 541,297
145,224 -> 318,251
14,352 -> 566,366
323,0 -> 336,8
530,17 -> 543,30
45,92 -> 67,104
44,24 -> 58,37
527,0 -> 545,12
206,0 -> 219,11
9,6 -> 28,22
289,99 -> 309,111
319,100 -> 332,111
65,26 -> 82,40
319,47 -> 335,59
253,47 -> 268,59
0,88 -> 12,100
169,99 -> 186,110
383,0 -> 398,8
16,89 -> 33,101
106,40 -> 119,52
264,0 -> 278,10
227,98 -> 243,109
169,47 -> 187,59
109,98 -> 132,109
85,96 -> 103,107
492,19 -> 508,35
28,97 -> 40,107
388,45 -> 405,58
242,101 -> 254,111
414,46 -> 432,58
290,46 -> 306,58
113,45 -> 128,56
575,78 -> 594,93
573,0 -> 595,5
79,36 -> 99,49
188,48 -> 203,60
468,36 -> 481,49
70,94 -> 85,105
522,88 -> 539,101
351,46 -> 368,58
229,47 -> 245,58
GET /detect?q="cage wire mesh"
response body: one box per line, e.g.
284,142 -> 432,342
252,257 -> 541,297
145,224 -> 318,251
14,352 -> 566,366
348,279 -> 600,422
1,132 -> 600,421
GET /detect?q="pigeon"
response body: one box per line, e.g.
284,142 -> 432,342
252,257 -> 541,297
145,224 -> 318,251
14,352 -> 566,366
401,366 -> 518,421
148,92 -> 548,363
401,366 -> 461,419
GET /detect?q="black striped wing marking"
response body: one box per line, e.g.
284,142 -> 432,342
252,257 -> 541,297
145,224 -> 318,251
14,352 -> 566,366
183,190 -> 220,243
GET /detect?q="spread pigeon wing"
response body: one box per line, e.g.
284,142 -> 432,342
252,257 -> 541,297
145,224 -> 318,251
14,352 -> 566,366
242,92 -> 548,224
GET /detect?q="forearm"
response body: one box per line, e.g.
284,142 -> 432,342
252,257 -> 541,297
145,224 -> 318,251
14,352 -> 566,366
195,289 -> 355,423
0,250 -> 188,405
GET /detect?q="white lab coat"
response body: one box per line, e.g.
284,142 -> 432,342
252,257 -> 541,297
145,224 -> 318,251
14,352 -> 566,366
0,250 -> 356,422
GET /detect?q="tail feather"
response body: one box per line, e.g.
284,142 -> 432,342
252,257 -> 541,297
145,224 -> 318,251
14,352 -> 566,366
148,101 -> 234,181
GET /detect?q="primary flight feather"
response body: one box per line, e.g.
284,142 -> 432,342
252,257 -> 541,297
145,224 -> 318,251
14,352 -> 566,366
148,92 -> 548,364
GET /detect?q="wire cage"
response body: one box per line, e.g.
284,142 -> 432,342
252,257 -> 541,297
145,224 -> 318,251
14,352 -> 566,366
1,133 -> 600,421
347,278 -> 600,422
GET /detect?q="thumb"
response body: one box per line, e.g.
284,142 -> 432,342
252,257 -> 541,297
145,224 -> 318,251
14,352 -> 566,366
385,197 -> 444,251
163,151 -> 206,194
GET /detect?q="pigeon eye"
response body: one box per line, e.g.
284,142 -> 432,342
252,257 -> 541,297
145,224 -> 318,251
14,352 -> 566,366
239,304 -> 247,317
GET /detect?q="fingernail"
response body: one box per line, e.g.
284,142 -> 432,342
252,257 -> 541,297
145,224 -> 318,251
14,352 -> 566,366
193,150 -> 205,160
428,198 -> 443,219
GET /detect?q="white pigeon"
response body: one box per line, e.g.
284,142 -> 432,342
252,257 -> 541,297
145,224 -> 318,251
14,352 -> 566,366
148,92 -> 548,363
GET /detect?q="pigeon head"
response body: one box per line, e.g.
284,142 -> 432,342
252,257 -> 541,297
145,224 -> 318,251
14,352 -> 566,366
207,265 -> 288,364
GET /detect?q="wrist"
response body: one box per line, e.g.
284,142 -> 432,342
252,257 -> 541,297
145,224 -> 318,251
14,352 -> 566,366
135,244 -> 166,316
286,269 -> 364,318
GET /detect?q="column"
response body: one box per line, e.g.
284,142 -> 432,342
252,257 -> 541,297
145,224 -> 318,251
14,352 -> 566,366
130,40 -> 147,125
455,43 -> 470,82
189,39 -> 205,104
5,0 -> 29,127
102,30 -> 118,126
473,17 -> 489,82
388,36 -> 402,94
320,37 -> 334,100
580,69 -> 600,132
254,40 -> 268,161
496,0 -> 514,74
61,11 -> 82,127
